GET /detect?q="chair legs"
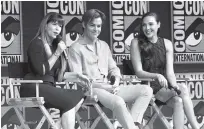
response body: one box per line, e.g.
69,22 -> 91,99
14,107 -> 30,129
35,116 -> 47,129
77,103 -> 115,129
93,103 -> 114,129
143,99 -> 173,129
39,106 -> 59,129
13,106 -> 59,129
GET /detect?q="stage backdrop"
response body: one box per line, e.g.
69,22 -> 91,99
1,1 -> 26,129
171,2 -> 204,128
1,1 -> 204,129
171,1 -> 204,64
110,1 -> 149,65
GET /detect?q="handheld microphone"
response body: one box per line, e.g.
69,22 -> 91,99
56,35 -> 68,60
169,85 -> 181,95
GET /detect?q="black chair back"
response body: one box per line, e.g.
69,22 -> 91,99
8,62 -> 29,78
194,101 -> 204,116
123,59 -> 135,75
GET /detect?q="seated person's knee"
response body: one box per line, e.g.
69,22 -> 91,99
173,96 -> 183,106
178,83 -> 189,96
113,96 -> 126,109
143,85 -> 153,97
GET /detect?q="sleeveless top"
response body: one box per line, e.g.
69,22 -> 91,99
140,37 -> 167,94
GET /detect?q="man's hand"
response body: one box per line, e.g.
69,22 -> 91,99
112,86 -> 120,95
112,76 -> 120,87
112,76 -> 120,94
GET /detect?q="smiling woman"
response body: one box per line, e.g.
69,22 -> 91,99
130,12 -> 201,129
20,12 -> 90,129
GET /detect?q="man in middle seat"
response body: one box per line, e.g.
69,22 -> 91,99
68,9 -> 153,129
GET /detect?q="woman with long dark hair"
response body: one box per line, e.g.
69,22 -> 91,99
20,12 -> 90,129
130,12 -> 200,129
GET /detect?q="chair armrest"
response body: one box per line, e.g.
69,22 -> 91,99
56,82 -> 66,85
121,77 -> 154,82
12,80 -> 43,83
134,78 -> 154,81
9,79 -> 43,98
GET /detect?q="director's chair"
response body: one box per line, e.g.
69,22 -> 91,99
75,76 -> 170,129
75,76 -> 165,129
75,78 -> 115,129
123,59 -> 173,129
7,62 -> 59,129
7,62 -> 99,129
122,75 -> 174,129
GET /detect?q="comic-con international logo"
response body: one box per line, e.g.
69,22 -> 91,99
1,1 -> 22,66
1,1 -> 20,54
46,1 -> 84,47
172,1 -> 204,63
185,17 -> 204,52
111,1 -> 148,64
65,17 -> 83,47
1,16 -> 20,48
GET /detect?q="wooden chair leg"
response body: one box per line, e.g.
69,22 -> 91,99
14,107 -> 30,129
39,106 -> 59,129
35,116 -> 47,129
76,113 -> 88,129
77,104 -> 114,129
143,106 -> 162,129
90,116 -> 101,129
93,104 -> 114,129
76,106 -> 105,129
150,101 -> 173,129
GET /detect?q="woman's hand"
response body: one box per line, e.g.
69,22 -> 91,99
156,74 -> 168,88
77,74 -> 90,90
55,41 -> 67,56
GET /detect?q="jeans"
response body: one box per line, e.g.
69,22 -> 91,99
93,83 -> 153,123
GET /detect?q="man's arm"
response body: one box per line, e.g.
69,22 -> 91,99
107,45 -> 121,86
68,46 -> 113,90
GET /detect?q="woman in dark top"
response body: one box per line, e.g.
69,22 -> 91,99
20,12 -> 90,129
130,12 -> 200,129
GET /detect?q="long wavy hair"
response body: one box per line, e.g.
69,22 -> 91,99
138,12 -> 160,59
33,12 -> 65,58
32,12 -> 66,81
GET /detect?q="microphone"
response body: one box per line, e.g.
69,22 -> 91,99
169,85 -> 181,95
56,35 -> 68,60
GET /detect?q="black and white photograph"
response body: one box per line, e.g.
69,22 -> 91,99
1,1 -> 204,129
